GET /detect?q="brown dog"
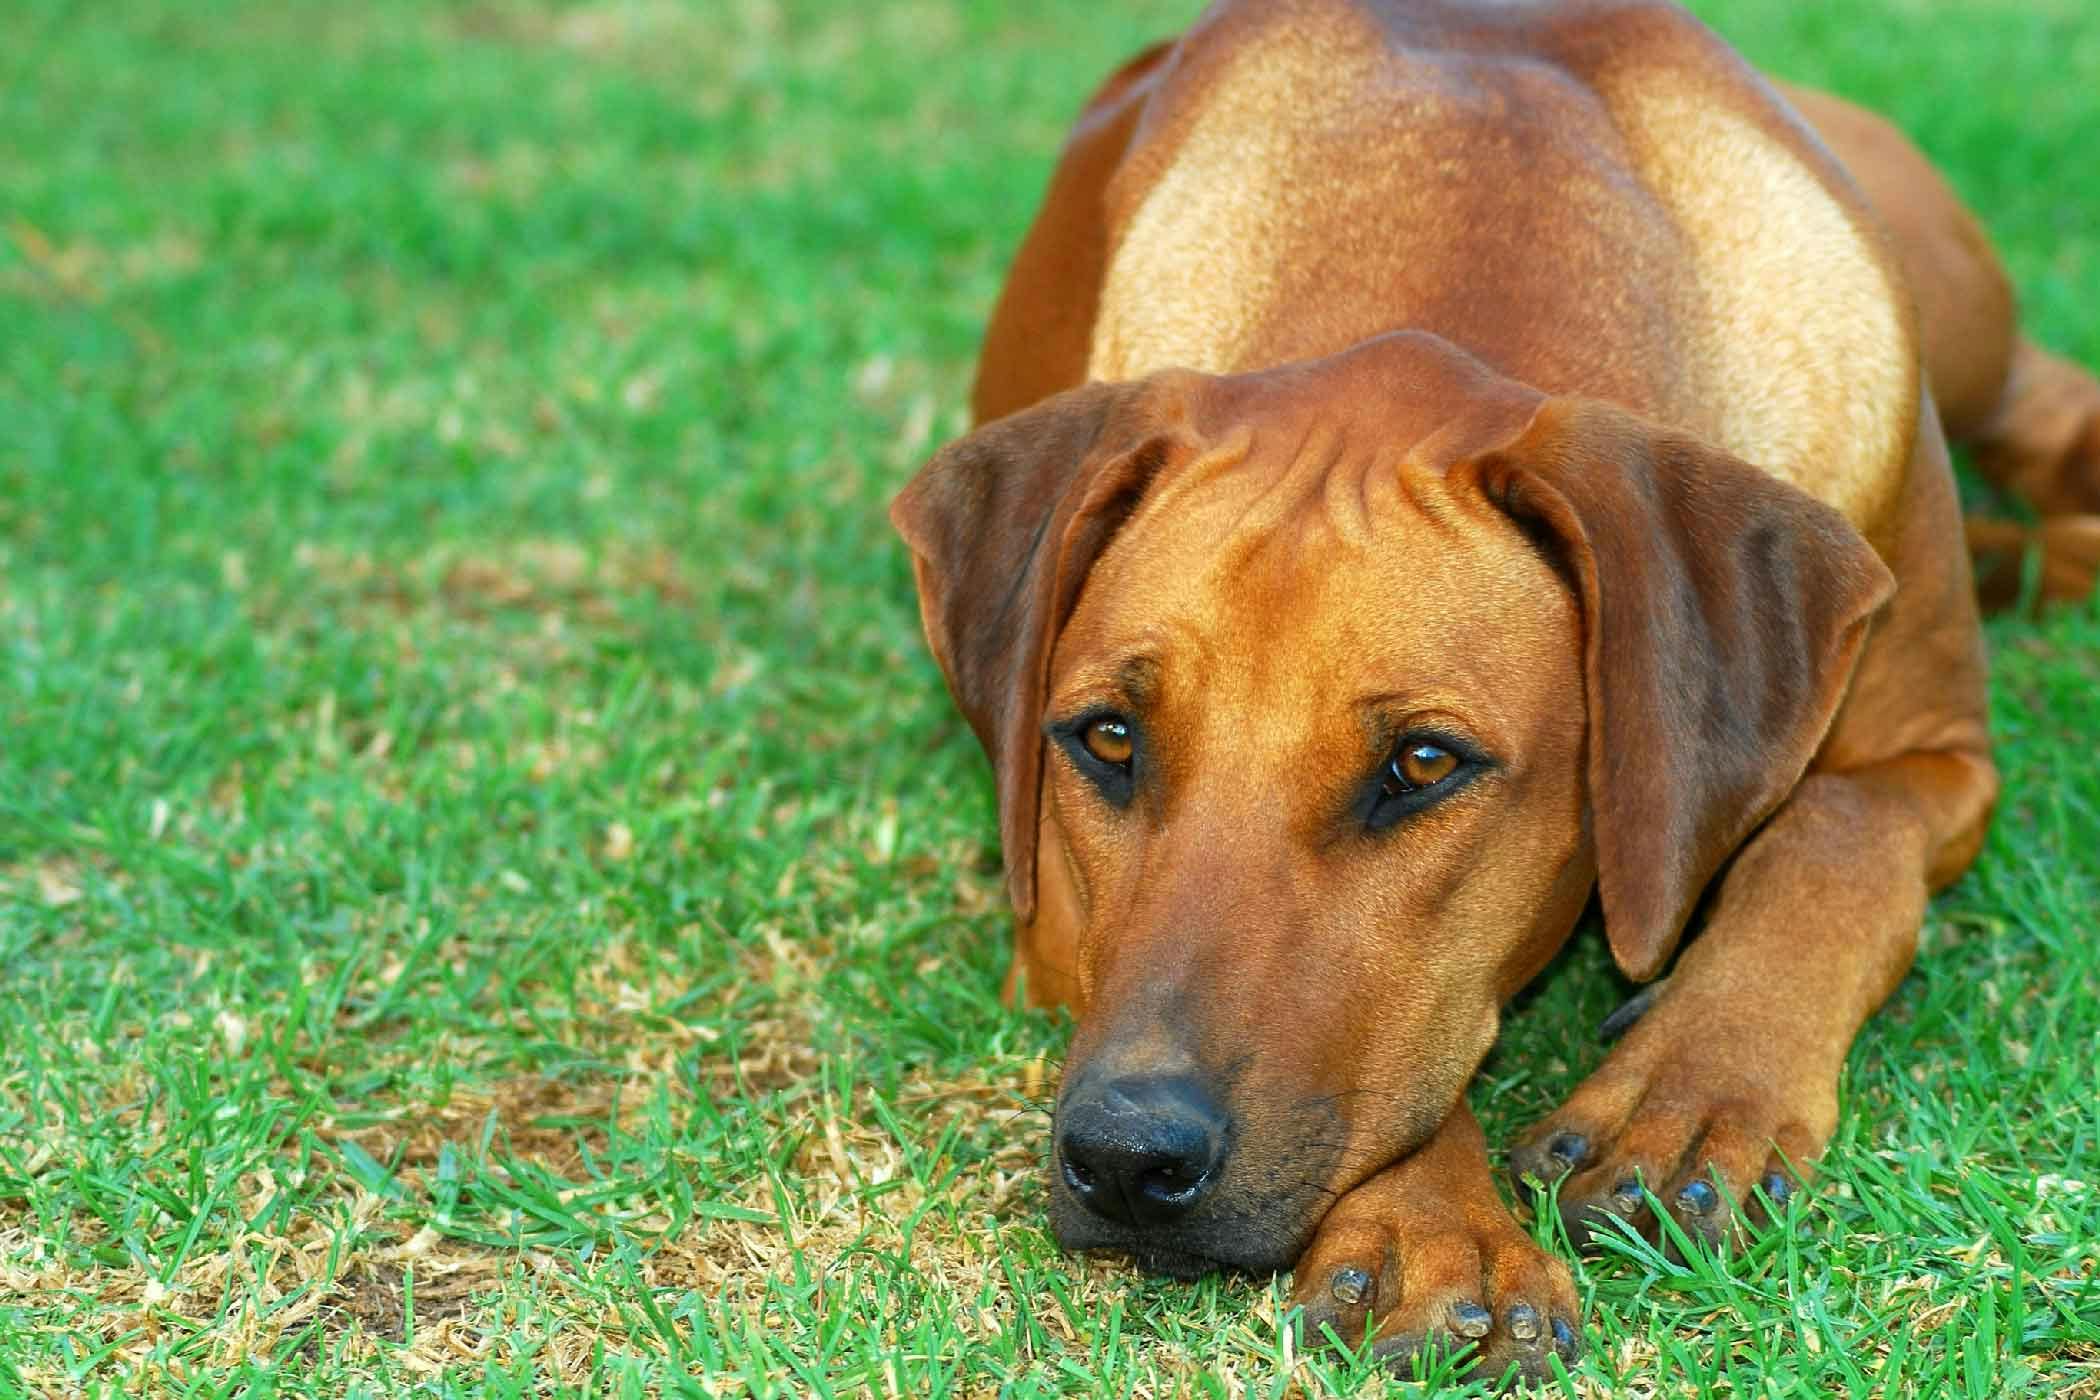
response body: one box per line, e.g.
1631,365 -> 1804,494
892,0 -> 2100,1384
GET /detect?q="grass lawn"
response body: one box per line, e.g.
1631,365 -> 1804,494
3,0 -> 2097,1394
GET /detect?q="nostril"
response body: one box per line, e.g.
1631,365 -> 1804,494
1135,1159 -> 1210,1204
1061,1152 -> 1098,1196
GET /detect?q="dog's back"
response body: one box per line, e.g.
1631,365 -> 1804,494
1004,0 -> 1916,524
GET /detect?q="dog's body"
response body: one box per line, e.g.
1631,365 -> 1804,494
894,0 -> 2100,1381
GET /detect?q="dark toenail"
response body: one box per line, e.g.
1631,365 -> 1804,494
1451,1301 -> 1493,1338
1548,1132 -> 1588,1166
1552,1317 -> 1577,1354
1763,1171 -> 1792,1206
1507,1303 -> 1541,1342
1331,1267 -> 1371,1307
1610,1177 -> 1645,1211
1677,1178 -> 1719,1214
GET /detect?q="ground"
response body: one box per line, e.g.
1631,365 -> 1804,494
2,0 -> 2097,1395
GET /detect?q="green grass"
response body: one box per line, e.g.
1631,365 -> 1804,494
2,0 -> 2096,1394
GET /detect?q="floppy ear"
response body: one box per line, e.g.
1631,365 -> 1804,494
1459,400 -> 1896,981
890,378 -> 1198,922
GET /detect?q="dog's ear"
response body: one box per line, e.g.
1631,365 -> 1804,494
1456,399 -> 1895,981
891,377 -> 1199,922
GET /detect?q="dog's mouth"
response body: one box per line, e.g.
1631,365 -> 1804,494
1044,1167 -> 1330,1279
1054,1220 -> 1307,1280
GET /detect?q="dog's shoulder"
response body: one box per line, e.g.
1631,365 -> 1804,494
1539,0 -> 1922,525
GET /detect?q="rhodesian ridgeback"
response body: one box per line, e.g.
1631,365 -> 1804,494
892,0 -> 2100,1384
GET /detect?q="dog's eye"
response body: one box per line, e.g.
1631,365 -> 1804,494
1052,712 -> 1140,807
1366,735 -> 1478,830
1082,717 -> 1134,767
1383,742 -> 1457,796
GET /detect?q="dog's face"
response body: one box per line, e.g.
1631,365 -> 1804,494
1036,447 -> 1590,1270
892,333 -> 1890,1275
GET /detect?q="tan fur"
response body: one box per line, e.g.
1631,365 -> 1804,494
1602,72 -> 1913,524
1088,11 -> 1383,378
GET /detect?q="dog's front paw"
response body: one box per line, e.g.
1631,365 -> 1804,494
1291,1154 -> 1581,1390
1507,1018 -> 1822,1260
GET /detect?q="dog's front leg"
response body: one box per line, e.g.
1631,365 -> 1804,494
1509,749 -> 1997,1255
1293,1100 -> 1582,1385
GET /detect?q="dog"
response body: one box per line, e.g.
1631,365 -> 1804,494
891,0 -> 2100,1383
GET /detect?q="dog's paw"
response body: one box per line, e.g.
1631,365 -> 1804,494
2033,515 -> 2100,604
1507,1034 -> 1821,1260
1975,342 -> 2100,517
1968,513 -> 2100,609
1292,1176 -> 1581,1390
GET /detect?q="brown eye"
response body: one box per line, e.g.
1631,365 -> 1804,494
1083,717 -> 1134,767
1384,742 -> 1458,796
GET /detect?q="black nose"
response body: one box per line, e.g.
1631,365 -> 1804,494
1057,1074 -> 1228,1227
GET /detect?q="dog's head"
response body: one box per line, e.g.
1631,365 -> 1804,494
891,333 -> 1890,1276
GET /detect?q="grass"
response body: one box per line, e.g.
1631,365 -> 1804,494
1,0 -> 2096,1394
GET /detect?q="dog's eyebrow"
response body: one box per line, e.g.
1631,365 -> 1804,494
1351,693 -> 1490,750
1352,696 -> 1421,753
1049,653 -> 1162,718
1114,655 -> 1161,707
1350,692 -> 1428,730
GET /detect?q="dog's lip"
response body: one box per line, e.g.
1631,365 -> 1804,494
1048,1183 -> 1312,1277
1058,1222 -> 1305,1278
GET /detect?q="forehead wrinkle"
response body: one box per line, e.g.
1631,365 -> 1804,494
1233,449 -> 1461,620
1195,417 -> 1358,583
1390,462 -> 1475,544
1218,421 -> 1327,558
1120,425 -> 1259,541
1317,423 -> 1376,549
1356,445 -> 1408,546
1262,508 -> 1525,692
1067,421 -> 1561,713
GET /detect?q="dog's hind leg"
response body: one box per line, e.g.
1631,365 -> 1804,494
1963,340 -> 2100,518
1954,337 -> 2100,606
1965,514 -> 2100,612
1956,341 -> 2100,607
